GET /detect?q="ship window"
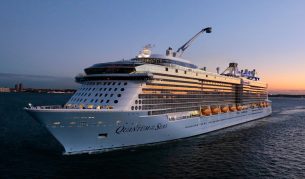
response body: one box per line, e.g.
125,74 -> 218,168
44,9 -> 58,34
80,99 -> 83,102
121,88 -> 125,91
135,100 -> 138,104
84,99 -> 87,102
165,67 -> 168,71
105,94 -> 108,97
88,93 -> 91,96
135,106 -> 138,110
118,94 -> 121,97
99,93 -> 103,97
104,88 -> 107,91
90,99 -> 94,102
110,94 -> 114,97
95,93 -> 98,97
104,82 -> 107,85
109,88 -> 112,91
139,100 -> 141,104
114,88 -> 117,91
98,133 -> 108,138
114,100 -> 118,103
175,69 -> 178,73
124,82 -> 128,85
131,106 -> 134,110
184,71 -> 187,74
100,99 -> 104,103
106,100 -> 110,103
108,82 -> 111,85
93,88 -> 95,91
139,106 -> 141,110
89,88 -> 91,90
99,88 -> 103,91
118,82 -> 121,85
95,99 -> 98,103
112,82 -> 116,85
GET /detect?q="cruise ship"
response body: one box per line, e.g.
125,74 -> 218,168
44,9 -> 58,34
25,27 -> 272,155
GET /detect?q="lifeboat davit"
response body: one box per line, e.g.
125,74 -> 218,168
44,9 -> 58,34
229,105 -> 237,112
211,106 -> 220,114
201,107 -> 211,116
221,106 -> 229,113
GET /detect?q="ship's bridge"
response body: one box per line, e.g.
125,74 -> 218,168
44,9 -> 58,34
131,54 -> 198,69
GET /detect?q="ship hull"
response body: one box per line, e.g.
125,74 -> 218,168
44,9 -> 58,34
26,107 -> 272,155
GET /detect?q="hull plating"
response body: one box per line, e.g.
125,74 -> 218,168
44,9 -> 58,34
27,107 -> 272,155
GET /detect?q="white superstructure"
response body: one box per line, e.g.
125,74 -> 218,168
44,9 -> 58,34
25,27 -> 272,154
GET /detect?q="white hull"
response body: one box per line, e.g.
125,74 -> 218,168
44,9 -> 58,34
27,107 -> 272,155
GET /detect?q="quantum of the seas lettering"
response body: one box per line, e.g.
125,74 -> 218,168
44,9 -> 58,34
116,123 -> 167,134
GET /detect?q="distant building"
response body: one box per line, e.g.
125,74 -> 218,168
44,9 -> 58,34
14,83 -> 23,92
0,87 -> 10,93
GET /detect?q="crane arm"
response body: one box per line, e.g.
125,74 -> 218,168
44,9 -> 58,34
176,27 -> 212,57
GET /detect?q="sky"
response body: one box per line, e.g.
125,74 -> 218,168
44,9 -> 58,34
0,0 -> 305,91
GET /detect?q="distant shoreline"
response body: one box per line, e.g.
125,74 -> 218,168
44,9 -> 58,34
269,94 -> 305,98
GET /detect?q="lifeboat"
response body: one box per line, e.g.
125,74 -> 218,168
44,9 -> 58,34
229,105 -> 237,111
221,106 -> 229,113
211,106 -> 220,114
243,105 -> 248,110
201,107 -> 211,116
259,102 -> 264,108
237,105 -> 243,111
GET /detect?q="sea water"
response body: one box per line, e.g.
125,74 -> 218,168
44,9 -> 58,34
1,93 -> 305,178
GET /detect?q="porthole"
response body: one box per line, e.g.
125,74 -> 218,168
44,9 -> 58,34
109,88 -> 112,91
139,100 -> 141,104
112,82 -> 116,85
100,99 -> 104,103
118,82 -> 121,85
135,100 -> 138,104
95,93 -> 98,97
93,88 -> 95,91
106,100 -> 110,103
88,93 -> 91,96
89,88 -> 91,90
95,99 -> 98,103
99,93 -> 103,97
117,94 -> 121,97
121,88 -> 125,91
99,88 -> 103,91
124,82 -> 128,85
114,88 -> 117,91
105,94 -> 108,97
110,94 -> 114,97
131,106 -> 134,110
84,99 -> 87,102
114,100 -> 118,103
135,106 -> 138,110
90,99 -> 94,102
107,82 -> 111,85
139,106 -> 141,110
103,82 -> 107,85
